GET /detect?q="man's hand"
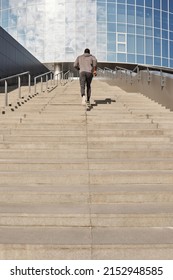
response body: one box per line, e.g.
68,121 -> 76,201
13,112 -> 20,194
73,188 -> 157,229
93,70 -> 97,76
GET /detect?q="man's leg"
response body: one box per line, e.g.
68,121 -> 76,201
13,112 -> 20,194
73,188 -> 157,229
79,72 -> 86,97
86,73 -> 93,102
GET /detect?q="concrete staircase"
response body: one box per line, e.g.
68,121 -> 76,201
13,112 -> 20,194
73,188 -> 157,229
0,79 -> 173,259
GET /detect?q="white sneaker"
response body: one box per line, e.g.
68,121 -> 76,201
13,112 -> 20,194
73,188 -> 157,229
81,95 -> 86,105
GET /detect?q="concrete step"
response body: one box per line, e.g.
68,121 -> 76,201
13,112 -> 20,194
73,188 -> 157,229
1,135 -> 170,143
0,79 -> 173,260
0,227 -> 91,246
88,142 -> 173,150
0,142 -> 87,149
0,170 -> 90,185
0,185 -> 173,203
0,158 -> 172,171
90,170 -> 173,184
89,158 -> 173,170
0,204 -> 173,227
88,149 -> 173,158
0,149 -> 87,159
0,227 -> 173,259
1,212 -> 173,228
1,128 -> 165,137
0,170 -> 172,185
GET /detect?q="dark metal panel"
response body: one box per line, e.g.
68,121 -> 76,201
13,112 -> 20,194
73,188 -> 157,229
0,26 -> 49,79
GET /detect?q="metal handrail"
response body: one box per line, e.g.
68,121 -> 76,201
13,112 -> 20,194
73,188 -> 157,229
64,70 -> 70,80
99,64 -> 173,89
63,70 -> 73,85
54,71 -> 63,85
0,71 -> 30,106
34,71 -> 53,93
104,67 -> 114,72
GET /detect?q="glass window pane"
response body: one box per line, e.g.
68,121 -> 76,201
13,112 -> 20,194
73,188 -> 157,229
162,0 -> 168,11
136,7 -> 144,25
136,0 -> 144,6
127,25 -> 135,33
107,52 -> 116,62
117,24 -> 126,32
162,40 -> 168,58
117,0 -> 125,3
170,14 -> 173,30
107,32 -> 116,42
117,53 -> 126,62
154,10 -> 160,28
127,54 -> 136,62
127,5 -> 135,24
118,34 -> 125,42
107,14 -> 116,22
146,56 -> 153,65
154,0 -> 160,9
154,57 -> 161,66
154,38 -> 161,56
97,3 -> 106,21
97,52 -> 107,61
137,26 -> 144,35
137,55 -> 144,64
146,0 -> 152,8
170,32 -> 173,41
108,43 -> 116,52
137,36 -> 144,54
162,30 -> 168,39
97,22 -> 106,32
107,3 -> 116,14
107,22 -> 116,32
146,37 -> 153,55
127,34 -> 135,53
2,10 -> 8,28
145,8 -> 152,26
118,43 -> 126,52
170,1 -> 173,13
117,4 -> 125,23
127,0 -> 135,4
170,41 -> 173,58
154,28 -> 160,38
162,58 -> 168,67
2,0 -> 9,9
162,12 -> 168,30
146,27 -> 152,36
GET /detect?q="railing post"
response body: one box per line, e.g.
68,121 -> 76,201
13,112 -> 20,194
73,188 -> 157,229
28,74 -> 31,93
5,80 -> 8,106
137,66 -> 141,81
46,74 -> 48,91
41,77 -> 43,92
160,70 -> 166,89
130,72 -> 133,85
18,76 -> 21,99
147,68 -> 151,83
50,73 -> 53,86
34,77 -> 37,94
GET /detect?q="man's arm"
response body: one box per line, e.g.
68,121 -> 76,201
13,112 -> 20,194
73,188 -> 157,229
92,56 -> 97,76
74,57 -> 80,70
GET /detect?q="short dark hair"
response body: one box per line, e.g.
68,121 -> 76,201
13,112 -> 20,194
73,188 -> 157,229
84,48 -> 90,54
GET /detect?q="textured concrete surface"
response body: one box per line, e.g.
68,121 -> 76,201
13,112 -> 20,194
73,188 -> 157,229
0,79 -> 173,259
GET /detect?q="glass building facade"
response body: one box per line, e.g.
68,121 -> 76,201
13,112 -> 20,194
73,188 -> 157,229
0,0 -> 173,68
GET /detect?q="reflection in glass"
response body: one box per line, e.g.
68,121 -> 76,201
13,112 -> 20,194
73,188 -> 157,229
0,0 -> 173,68
127,5 -> 135,24
146,37 -> 153,55
117,4 -> 125,23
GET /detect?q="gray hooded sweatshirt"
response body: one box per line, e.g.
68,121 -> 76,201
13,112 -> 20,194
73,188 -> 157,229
74,53 -> 97,73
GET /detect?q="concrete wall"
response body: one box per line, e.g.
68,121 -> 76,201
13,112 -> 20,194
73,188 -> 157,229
106,70 -> 173,111
0,27 -> 48,80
